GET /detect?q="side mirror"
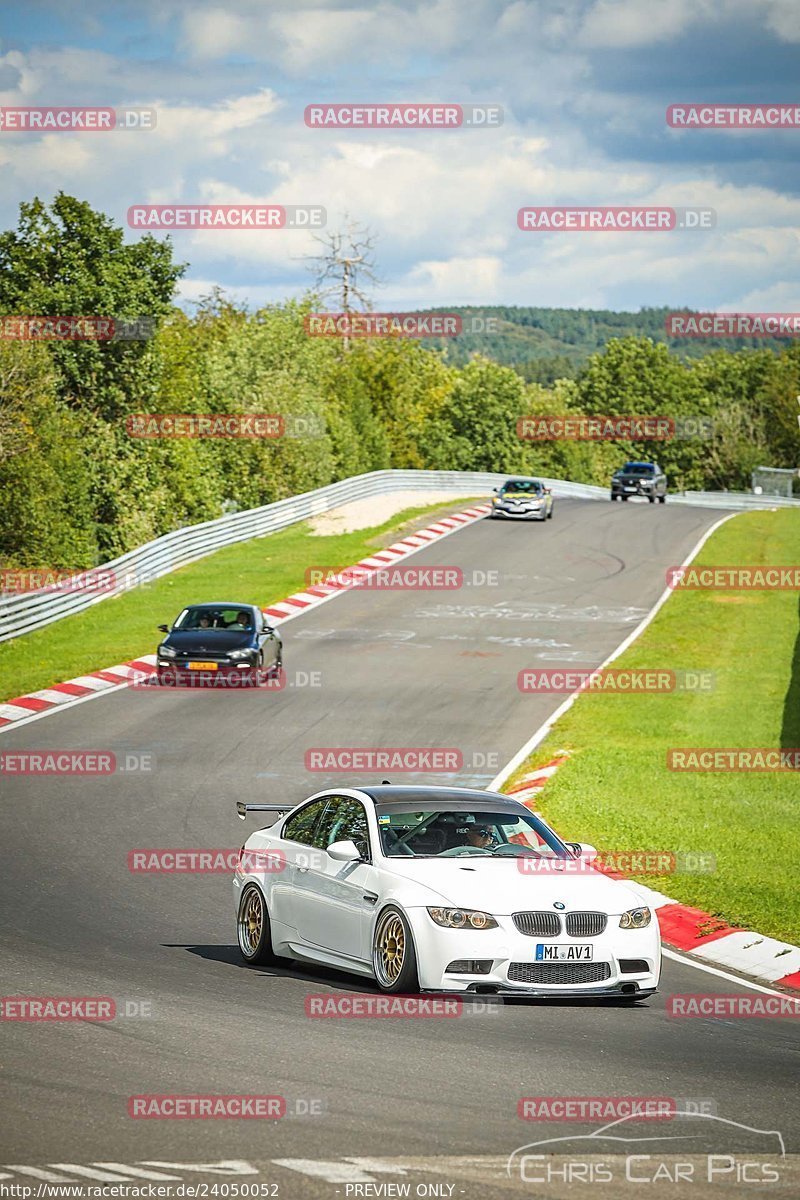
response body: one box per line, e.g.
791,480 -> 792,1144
492,487 -> 499,493
157,624 -> 169,633
327,839 -> 362,862
567,841 -> 597,860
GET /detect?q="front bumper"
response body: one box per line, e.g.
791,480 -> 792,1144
491,505 -> 547,520
409,911 -> 661,996
156,660 -> 261,686
612,483 -> 653,497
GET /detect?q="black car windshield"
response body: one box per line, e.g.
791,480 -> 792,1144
377,808 -> 571,859
621,463 -> 655,475
501,480 -> 542,494
173,607 -> 253,631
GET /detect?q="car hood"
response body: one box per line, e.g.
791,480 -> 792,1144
163,630 -> 254,652
383,857 -> 642,914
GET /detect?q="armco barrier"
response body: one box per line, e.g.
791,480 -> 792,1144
1,469 -> 796,643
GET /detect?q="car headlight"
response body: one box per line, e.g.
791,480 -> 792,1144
228,649 -> 255,660
159,645 -> 177,658
427,907 -> 498,930
620,907 -> 652,929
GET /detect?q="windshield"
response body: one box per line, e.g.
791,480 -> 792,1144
377,807 -> 571,859
501,480 -> 542,495
620,463 -> 655,476
173,607 -> 254,631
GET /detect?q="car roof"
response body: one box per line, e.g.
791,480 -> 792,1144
182,602 -> 260,610
356,784 -> 528,812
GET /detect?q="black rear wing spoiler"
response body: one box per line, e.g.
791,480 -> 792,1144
237,802 -> 290,821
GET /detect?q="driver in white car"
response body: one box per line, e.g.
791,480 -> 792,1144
461,821 -> 494,851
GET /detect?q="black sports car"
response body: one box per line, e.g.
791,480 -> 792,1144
490,478 -> 554,521
610,461 -> 667,503
156,603 -> 282,686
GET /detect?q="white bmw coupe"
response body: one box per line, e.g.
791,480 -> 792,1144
233,785 -> 661,1000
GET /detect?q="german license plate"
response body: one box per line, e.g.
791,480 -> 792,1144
535,944 -> 593,961
187,661 -> 218,670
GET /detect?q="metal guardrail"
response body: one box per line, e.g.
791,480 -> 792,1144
2,469 -> 798,643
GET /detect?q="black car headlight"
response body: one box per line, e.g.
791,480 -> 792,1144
427,907 -> 498,930
620,907 -> 652,930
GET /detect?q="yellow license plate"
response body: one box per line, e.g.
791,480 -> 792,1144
187,661 -> 218,670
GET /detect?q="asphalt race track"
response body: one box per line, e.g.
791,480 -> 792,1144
2,499 -> 799,1196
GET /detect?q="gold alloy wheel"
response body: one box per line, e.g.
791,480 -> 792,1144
239,887 -> 263,957
375,911 -> 406,986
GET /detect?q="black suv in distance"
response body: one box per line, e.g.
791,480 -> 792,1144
611,461 -> 667,503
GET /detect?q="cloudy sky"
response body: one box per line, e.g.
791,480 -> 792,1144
1,0 -> 799,312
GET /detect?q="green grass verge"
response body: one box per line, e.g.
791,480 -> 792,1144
0,499 -> 478,704
504,509 -> 800,945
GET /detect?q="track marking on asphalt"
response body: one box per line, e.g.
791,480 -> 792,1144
274,1159 -> 409,1184
91,1164 -> 182,1180
1,1167 -> 75,1182
139,1162 -> 259,1175
0,1162 -> 259,1184
49,1166 -> 138,1182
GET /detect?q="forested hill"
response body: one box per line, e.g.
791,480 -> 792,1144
420,306 -> 792,383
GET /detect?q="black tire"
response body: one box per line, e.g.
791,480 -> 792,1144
659,494 -> 666,504
621,495 -> 629,501
648,495 -> 655,503
372,906 -> 419,993
237,883 -> 282,966
547,504 -> 554,519
610,494 -> 618,501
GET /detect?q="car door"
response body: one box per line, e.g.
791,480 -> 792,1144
291,795 -> 379,963
273,798 -> 329,930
